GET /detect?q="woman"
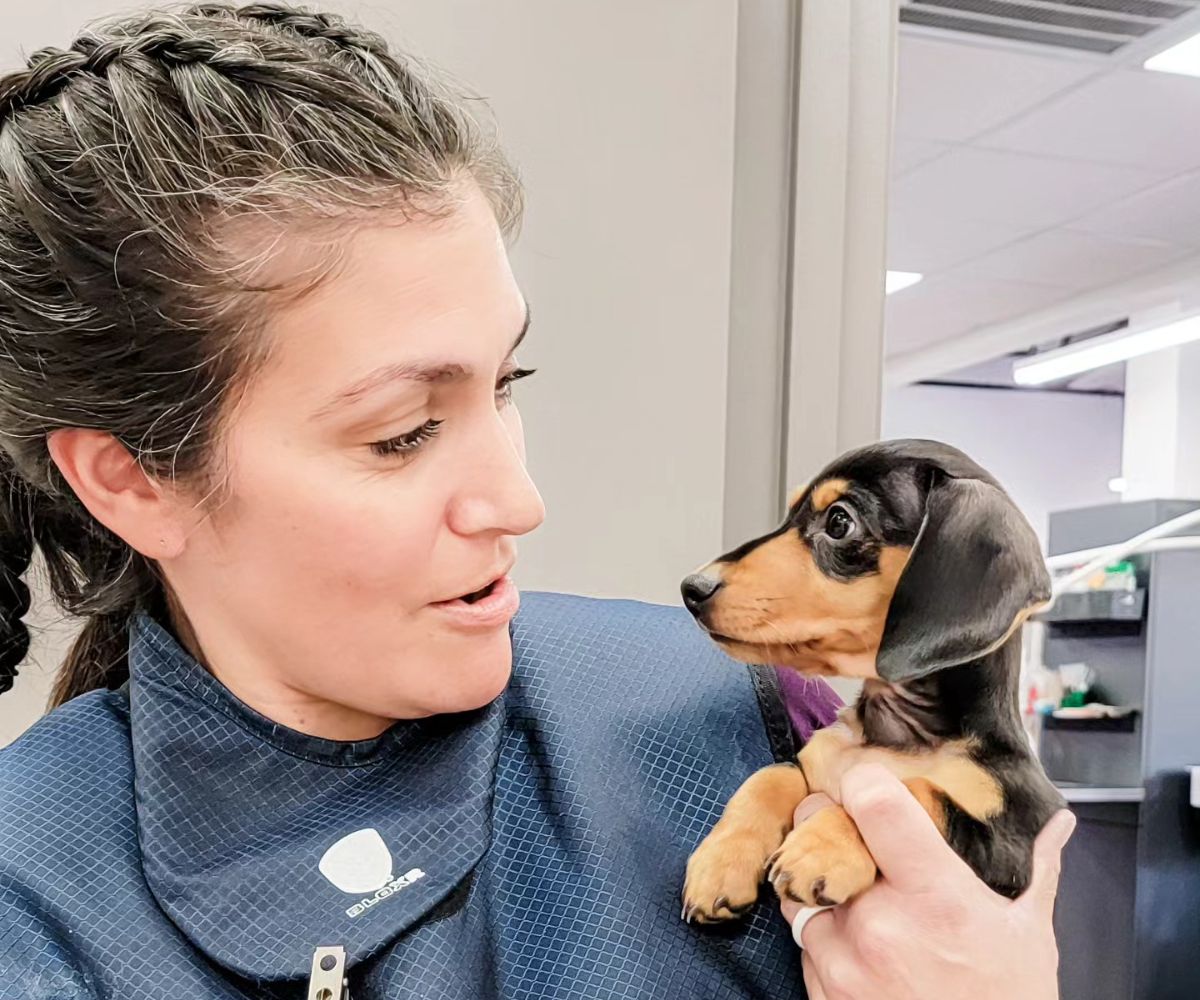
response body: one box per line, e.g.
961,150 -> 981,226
0,4 -> 1071,998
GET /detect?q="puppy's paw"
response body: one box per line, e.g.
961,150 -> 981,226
681,831 -> 767,924
766,806 -> 877,907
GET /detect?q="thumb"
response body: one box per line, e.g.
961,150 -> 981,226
1019,809 -> 1076,918
840,763 -> 972,892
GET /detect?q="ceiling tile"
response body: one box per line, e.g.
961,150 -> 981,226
1069,169 -> 1200,247
885,274 -> 1073,354
980,70 -> 1200,171
952,229 -> 1191,292
888,205 -> 1037,273
896,35 -> 1099,143
891,147 -> 1166,231
892,137 -> 951,175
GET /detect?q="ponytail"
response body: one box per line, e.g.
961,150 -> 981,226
50,611 -> 136,708
0,460 -> 35,694
36,487 -> 152,708
0,449 -> 150,709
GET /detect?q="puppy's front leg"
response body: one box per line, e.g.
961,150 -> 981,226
682,763 -> 809,923
766,776 -> 952,906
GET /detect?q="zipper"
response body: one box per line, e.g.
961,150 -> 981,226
307,945 -> 351,1000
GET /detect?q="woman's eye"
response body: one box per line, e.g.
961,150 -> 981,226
496,367 -> 536,404
825,506 -> 854,540
369,419 -> 444,459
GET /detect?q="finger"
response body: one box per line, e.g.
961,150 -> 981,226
1018,808 -> 1076,919
802,952 -> 829,1000
840,762 -> 974,892
792,904 -> 836,952
794,792 -> 836,827
790,905 -> 835,951
780,896 -> 800,925
797,910 -> 846,997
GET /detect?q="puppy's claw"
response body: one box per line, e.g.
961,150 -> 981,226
767,807 -> 878,907
811,877 -> 837,908
683,831 -> 768,924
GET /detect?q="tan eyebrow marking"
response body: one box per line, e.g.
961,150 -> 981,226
812,478 -> 850,512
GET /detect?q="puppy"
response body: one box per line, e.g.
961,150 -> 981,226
680,439 -> 1065,922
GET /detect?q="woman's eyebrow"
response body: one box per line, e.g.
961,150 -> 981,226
314,303 -> 531,419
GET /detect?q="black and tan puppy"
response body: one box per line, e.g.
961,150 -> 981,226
680,438 -> 1065,922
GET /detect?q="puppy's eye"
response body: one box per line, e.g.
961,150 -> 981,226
825,506 -> 854,540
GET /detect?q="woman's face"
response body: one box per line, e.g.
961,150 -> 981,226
162,185 -> 545,739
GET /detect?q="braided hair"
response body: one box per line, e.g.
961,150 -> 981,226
0,2 -> 522,707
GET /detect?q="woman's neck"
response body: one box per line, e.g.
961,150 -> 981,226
162,588 -> 398,742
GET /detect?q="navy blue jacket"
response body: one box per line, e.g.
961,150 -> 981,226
0,593 -> 831,998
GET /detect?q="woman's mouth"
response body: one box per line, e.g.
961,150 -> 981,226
460,580 -> 497,604
431,574 -> 520,629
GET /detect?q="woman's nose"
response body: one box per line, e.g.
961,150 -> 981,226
447,428 -> 545,538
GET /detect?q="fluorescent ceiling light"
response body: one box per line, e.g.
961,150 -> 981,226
1013,314 -> 1200,386
1145,31 -> 1200,77
886,271 -> 923,295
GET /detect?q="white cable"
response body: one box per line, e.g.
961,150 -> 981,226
1046,507 -> 1200,600
1045,534 -> 1200,571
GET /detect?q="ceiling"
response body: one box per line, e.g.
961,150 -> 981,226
886,7 -> 1200,383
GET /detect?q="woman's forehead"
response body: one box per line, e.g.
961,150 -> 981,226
241,193 -> 525,407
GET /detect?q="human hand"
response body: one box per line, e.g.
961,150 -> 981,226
779,763 -> 1075,1000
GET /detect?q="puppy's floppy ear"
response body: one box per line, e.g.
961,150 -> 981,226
876,473 -> 1051,682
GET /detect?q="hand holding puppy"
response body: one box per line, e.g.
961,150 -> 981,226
781,763 -> 1075,1000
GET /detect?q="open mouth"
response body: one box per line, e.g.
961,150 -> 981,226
431,573 -> 520,628
458,580 -> 498,605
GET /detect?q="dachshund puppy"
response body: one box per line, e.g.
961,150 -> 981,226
680,439 -> 1065,922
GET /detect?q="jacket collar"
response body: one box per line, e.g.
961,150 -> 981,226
127,612 -> 504,981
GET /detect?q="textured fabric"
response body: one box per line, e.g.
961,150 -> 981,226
0,593 -> 838,999
129,613 -> 504,980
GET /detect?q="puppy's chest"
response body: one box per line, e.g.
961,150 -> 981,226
796,711 -> 1004,822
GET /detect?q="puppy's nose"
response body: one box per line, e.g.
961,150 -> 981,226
681,572 -> 723,615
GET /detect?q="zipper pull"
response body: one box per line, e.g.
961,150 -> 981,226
308,945 -> 351,1000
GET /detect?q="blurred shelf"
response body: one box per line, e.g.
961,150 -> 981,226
1056,784 -> 1145,804
1037,589 -> 1145,625
1042,712 -> 1139,734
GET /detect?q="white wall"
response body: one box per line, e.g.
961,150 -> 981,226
883,384 -> 1125,544
379,1 -> 741,603
1122,342 -> 1200,501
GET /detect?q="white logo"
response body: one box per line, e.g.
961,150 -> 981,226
318,828 -> 426,919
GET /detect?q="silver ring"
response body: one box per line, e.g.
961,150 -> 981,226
791,905 -> 834,949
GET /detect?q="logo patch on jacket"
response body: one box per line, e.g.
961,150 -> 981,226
319,828 -> 427,918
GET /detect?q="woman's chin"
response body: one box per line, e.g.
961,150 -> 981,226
427,641 -> 514,715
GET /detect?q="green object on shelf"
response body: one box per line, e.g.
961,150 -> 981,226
1061,690 -> 1087,709
1100,560 -> 1137,591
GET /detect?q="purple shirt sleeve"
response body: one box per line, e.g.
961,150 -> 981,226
774,668 -> 842,746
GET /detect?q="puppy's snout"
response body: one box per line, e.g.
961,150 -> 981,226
681,572 -> 723,616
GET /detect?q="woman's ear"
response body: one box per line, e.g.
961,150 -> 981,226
876,474 -> 1051,682
47,429 -> 190,560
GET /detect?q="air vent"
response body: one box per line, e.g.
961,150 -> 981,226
901,0 -> 1200,55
